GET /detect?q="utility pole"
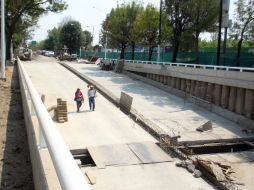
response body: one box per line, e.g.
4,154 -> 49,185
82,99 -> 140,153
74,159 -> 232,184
216,0 -> 223,66
1,0 -> 6,79
157,0 -> 162,63
104,35 -> 107,60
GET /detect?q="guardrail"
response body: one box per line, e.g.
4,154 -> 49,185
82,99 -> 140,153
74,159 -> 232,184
17,58 -> 91,190
107,58 -> 254,72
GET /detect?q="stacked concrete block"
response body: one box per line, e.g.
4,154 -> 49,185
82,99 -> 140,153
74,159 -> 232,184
56,98 -> 68,123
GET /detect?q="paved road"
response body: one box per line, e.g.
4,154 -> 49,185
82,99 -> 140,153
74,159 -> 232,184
23,56 -> 215,190
66,61 -> 253,143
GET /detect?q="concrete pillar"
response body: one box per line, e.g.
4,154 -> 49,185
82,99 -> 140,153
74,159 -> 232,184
244,89 -> 254,118
160,75 -> 164,83
163,76 -> 168,85
176,78 -> 181,90
235,88 -> 245,115
221,85 -> 230,109
200,82 -> 207,100
228,87 -> 237,112
186,80 -> 191,94
167,77 -> 171,87
194,81 -> 201,97
171,77 -> 176,88
180,79 -> 186,92
206,83 -> 214,102
156,74 -> 160,82
213,84 -> 222,106
190,80 -> 196,95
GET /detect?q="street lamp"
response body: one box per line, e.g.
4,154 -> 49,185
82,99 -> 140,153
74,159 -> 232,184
157,0 -> 162,63
1,0 -> 6,79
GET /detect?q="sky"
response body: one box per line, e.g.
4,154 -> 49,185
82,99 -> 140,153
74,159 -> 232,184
32,0 -> 236,45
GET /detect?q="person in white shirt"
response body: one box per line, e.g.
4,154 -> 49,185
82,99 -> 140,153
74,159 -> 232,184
87,85 -> 96,111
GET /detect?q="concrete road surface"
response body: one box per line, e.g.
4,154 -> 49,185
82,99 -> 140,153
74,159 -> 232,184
22,56 -> 215,190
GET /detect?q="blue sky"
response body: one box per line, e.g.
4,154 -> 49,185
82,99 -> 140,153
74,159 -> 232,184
32,0 -> 236,45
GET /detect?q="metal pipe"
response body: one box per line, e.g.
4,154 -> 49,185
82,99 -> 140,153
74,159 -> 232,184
17,58 -> 91,190
1,0 -> 6,79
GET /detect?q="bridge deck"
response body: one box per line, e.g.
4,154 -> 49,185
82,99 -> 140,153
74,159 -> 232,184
23,57 -> 214,190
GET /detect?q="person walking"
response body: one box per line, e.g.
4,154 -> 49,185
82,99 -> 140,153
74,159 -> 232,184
87,85 -> 96,111
74,88 -> 84,112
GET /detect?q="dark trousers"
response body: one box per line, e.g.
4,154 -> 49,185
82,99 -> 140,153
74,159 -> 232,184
89,97 -> 95,110
76,101 -> 82,112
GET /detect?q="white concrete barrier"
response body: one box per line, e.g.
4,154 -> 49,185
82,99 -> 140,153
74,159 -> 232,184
17,58 -> 91,190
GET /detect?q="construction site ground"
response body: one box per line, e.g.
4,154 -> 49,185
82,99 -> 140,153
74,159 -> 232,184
63,60 -> 254,190
23,56 -> 215,190
0,65 -> 34,190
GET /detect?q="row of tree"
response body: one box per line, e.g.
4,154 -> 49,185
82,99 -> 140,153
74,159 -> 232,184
5,0 -> 68,59
39,19 -> 93,54
100,0 -> 254,65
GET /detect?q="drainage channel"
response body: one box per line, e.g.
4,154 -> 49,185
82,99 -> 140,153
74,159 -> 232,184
178,141 -> 254,155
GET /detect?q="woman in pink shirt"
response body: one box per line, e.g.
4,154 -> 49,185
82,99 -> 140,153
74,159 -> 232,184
74,88 -> 84,112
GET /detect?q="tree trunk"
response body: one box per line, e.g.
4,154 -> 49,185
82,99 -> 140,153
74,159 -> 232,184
236,38 -> 242,67
148,46 -> 154,61
6,33 -> 12,61
171,39 -> 179,63
120,42 -> 126,59
131,42 -> 135,60
195,32 -> 200,64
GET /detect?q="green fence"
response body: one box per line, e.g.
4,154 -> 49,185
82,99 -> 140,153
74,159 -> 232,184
82,49 -> 254,67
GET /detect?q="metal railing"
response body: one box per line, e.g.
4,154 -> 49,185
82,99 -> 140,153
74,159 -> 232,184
17,58 -> 91,190
107,58 -> 254,72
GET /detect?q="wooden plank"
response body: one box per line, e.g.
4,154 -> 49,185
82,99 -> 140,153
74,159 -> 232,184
85,171 -> 96,185
128,141 -> 173,164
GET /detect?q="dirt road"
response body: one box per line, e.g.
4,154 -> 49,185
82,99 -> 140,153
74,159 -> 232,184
0,65 -> 34,189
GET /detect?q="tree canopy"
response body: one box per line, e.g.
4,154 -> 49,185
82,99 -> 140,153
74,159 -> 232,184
6,0 -> 67,59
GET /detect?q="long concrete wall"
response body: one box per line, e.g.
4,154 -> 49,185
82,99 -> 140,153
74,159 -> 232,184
18,66 -> 61,190
123,63 -> 254,122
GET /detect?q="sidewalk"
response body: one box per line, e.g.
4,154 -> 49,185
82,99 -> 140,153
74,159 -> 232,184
65,62 -> 254,144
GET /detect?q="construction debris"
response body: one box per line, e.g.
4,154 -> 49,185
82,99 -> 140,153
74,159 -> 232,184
196,158 -> 243,185
196,120 -> 212,132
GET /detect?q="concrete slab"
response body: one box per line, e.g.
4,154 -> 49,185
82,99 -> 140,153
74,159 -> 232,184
87,144 -> 141,167
128,141 -> 173,163
66,63 -> 254,143
81,163 -> 215,190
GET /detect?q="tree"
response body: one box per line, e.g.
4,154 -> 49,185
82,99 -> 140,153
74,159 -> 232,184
6,0 -> 67,59
132,5 -> 159,61
189,0 -> 219,64
81,30 -> 93,48
59,21 -> 82,54
230,0 -> 254,66
43,27 -> 61,51
125,2 -> 143,60
101,2 -> 141,59
165,0 -> 193,62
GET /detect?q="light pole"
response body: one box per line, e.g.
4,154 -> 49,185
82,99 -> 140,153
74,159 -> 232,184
1,0 -> 6,79
157,0 -> 162,63
216,0 -> 223,66
104,34 -> 107,59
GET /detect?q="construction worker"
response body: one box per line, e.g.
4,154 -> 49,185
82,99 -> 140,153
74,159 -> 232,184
74,88 -> 84,112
